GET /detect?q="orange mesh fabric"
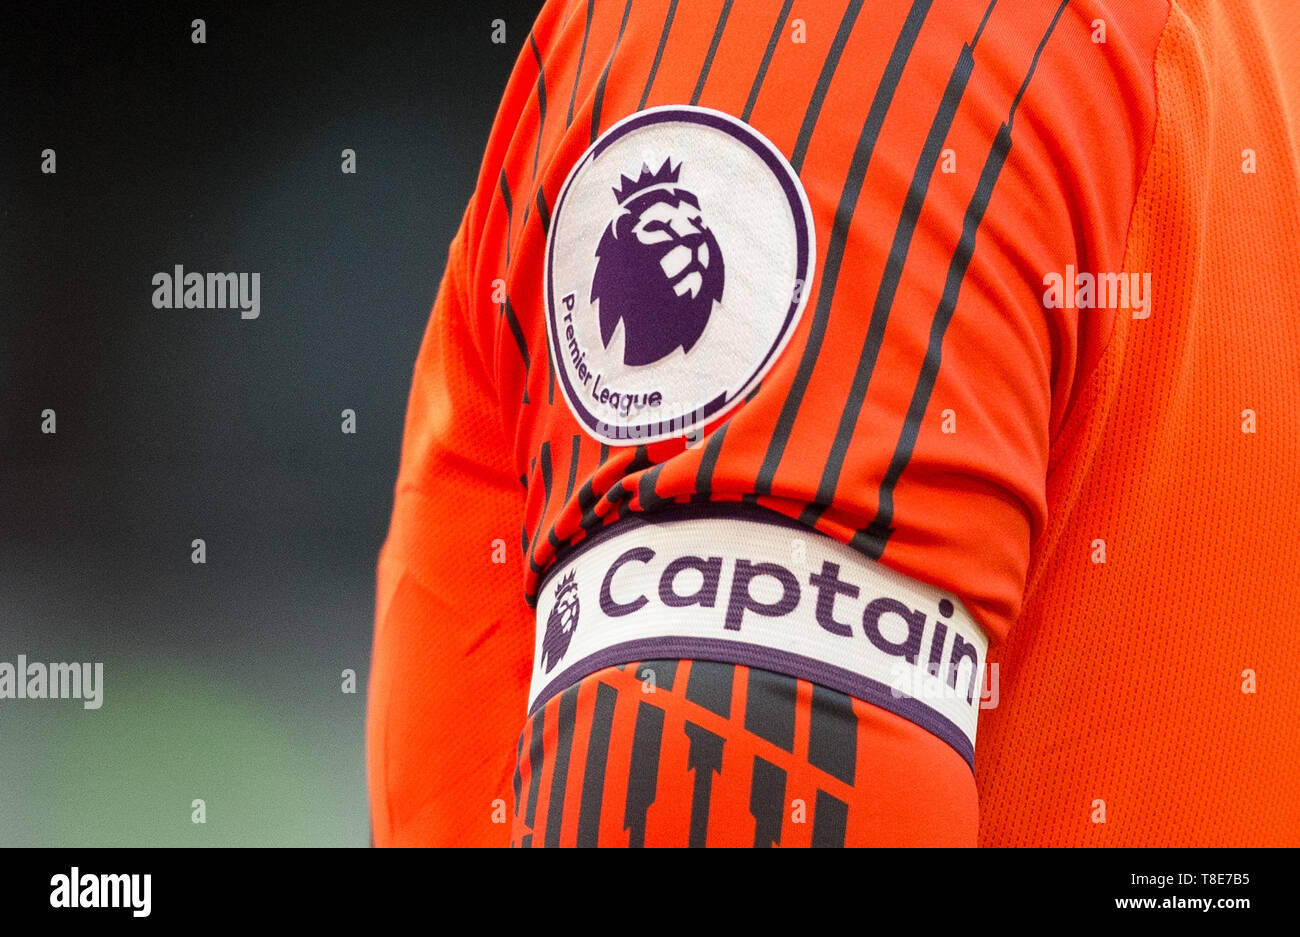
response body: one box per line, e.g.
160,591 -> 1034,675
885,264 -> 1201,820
978,0 -> 1300,846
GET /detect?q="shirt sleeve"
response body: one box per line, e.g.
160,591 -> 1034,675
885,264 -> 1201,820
366,202 -> 532,847
743,0 -> 1161,645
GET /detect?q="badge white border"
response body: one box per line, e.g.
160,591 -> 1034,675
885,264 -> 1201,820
543,105 -> 816,446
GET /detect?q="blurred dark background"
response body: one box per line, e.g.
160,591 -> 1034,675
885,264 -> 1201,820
0,0 -> 543,845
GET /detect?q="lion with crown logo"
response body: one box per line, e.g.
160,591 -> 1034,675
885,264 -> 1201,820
590,159 -> 725,367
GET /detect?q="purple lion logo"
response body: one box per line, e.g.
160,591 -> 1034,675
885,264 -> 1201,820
540,571 -> 581,673
590,159 -> 725,366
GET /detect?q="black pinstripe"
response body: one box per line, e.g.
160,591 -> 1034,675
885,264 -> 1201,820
638,0 -> 678,109
690,0 -> 733,106
857,0 -> 1069,556
752,0 -> 936,501
742,0 -> 796,122
543,686 -> 579,846
591,0 -> 634,143
801,5 -> 993,527
498,168 -> 513,267
529,33 -> 548,183
566,0 -> 596,127
575,681 -> 619,846
790,0 -> 865,173
526,442 -> 553,573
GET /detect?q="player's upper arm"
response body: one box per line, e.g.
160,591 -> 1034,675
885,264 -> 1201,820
772,0 -> 1164,645
367,202 -> 532,847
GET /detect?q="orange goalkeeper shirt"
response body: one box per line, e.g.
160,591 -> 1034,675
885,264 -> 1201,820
368,0 -> 1300,846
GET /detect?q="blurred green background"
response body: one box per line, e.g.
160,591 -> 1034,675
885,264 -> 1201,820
0,0 -> 541,845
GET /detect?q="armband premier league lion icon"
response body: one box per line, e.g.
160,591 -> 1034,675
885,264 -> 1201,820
539,570 -> 581,674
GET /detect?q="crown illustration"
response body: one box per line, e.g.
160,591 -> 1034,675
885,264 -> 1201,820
555,569 -> 577,594
612,159 -> 681,204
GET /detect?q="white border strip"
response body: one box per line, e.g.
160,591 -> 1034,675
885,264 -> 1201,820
531,508 -> 988,766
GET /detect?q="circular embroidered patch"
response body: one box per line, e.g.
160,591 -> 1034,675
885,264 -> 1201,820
544,105 -> 815,445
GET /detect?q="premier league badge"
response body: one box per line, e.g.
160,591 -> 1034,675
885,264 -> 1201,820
544,105 -> 815,445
